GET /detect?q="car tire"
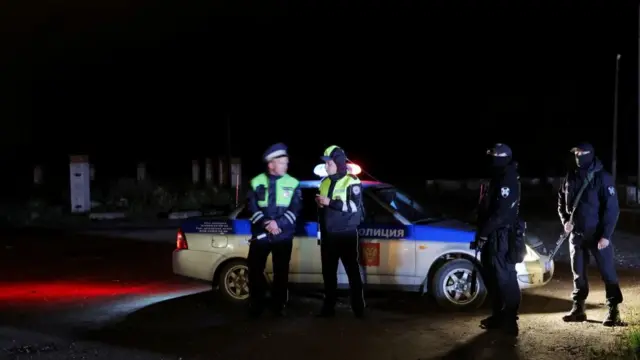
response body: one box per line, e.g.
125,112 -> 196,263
217,260 -> 251,303
431,258 -> 487,311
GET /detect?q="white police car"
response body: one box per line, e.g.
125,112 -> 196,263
172,164 -> 554,310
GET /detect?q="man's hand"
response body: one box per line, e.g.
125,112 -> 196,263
474,235 -> 488,249
265,220 -> 281,235
564,222 -> 574,233
316,195 -> 330,207
598,238 -> 610,250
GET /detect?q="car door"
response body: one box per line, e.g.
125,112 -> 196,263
343,191 -> 415,286
291,187 -> 323,284
233,205 -> 289,279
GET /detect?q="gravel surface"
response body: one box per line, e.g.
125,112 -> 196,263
1,227 -> 638,360
529,220 -> 640,270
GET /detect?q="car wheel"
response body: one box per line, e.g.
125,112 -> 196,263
217,260 -> 250,303
431,258 -> 487,311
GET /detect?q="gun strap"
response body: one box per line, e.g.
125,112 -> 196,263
568,171 -> 596,223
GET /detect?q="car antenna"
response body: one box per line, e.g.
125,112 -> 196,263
346,157 -> 383,183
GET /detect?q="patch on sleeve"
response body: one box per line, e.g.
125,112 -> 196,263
608,186 -> 616,196
352,185 -> 361,195
500,187 -> 510,198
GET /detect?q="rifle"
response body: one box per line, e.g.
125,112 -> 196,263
547,171 -> 595,260
469,240 -> 482,295
469,183 -> 487,295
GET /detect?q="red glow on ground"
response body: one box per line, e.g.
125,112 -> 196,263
0,281 -> 161,304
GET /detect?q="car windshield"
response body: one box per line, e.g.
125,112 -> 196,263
369,186 -> 445,224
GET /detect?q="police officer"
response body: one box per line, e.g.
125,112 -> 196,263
558,143 -> 623,326
315,145 -> 365,318
476,143 -> 521,336
246,143 -> 302,318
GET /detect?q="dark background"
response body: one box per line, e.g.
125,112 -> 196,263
0,1 -> 638,193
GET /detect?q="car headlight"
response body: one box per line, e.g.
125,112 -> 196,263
523,244 -> 540,262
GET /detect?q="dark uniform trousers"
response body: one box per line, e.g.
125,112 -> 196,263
480,227 -> 521,318
247,239 -> 293,310
320,230 -> 365,313
569,234 -> 623,306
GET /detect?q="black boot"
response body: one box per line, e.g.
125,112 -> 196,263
480,314 -> 503,330
353,308 -> 365,319
602,304 -> 621,327
503,318 -> 519,337
562,301 -> 587,322
271,305 -> 287,317
316,304 -> 335,318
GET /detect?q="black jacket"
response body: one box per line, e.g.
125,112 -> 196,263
246,174 -> 303,242
318,174 -> 364,236
557,158 -> 619,239
477,162 -> 520,238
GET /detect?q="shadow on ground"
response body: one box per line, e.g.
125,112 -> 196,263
73,289 -> 588,358
366,290 -> 597,316
519,293 -> 600,314
436,330 -> 522,360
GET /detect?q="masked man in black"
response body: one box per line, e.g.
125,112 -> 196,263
476,143 -> 521,336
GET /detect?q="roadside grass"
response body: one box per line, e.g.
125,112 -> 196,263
588,307 -> 640,360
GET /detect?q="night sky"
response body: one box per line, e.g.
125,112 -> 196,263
1,2 -> 638,189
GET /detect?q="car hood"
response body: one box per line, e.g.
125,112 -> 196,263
428,218 -> 477,233
424,218 -> 544,248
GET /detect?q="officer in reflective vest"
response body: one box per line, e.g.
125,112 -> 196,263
315,145 -> 366,318
246,143 -> 302,318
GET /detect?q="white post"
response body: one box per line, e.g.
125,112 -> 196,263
69,155 -> 91,213
192,160 -> 200,184
231,157 -> 242,207
230,158 -> 242,188
218,157 -> 227,186
137,162 -> 147,181
33,165 -> 43,185
205,158 -> 213,184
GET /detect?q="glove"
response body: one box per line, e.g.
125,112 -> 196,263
473,234 -> 488,249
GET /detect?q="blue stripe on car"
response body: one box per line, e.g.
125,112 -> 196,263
180,219 -> 473,243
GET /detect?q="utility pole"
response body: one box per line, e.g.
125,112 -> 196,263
637,3 -> 640,200
613,54 -> 621,184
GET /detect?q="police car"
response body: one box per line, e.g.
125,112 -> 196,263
172,164 -> 554,310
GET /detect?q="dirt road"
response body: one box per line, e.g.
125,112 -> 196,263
0,228 -> 638,359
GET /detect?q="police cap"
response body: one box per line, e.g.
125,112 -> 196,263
263,143 -> 288,162
486,143 -> 512,157
320,145 -> 346,161
570,142 -> 594,155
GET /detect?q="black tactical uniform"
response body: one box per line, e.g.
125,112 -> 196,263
558,143 -> 622,326
476,143 -> 521,336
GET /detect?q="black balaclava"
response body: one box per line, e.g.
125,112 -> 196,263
487,143 -> 512,173
573,142 -> 595,169
330,150 -> 348,180
491,155 -> 511,169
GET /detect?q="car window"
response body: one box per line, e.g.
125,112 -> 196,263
362,193 -> 402,225
233,188 -> 319,222
370,187 -> 443,224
